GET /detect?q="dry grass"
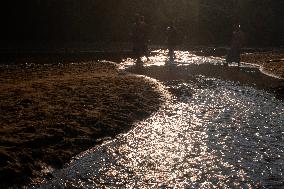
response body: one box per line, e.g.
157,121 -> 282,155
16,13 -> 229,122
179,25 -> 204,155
0,61 -> 164,187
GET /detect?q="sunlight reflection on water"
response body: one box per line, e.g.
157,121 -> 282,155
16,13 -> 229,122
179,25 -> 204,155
120,50 -> 226,69
39,50 -> 284,189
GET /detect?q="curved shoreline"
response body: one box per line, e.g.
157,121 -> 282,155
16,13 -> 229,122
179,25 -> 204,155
241,61 -> 284,80
0,61 -> 167,188
208,55 -> 284,80
240,52 -> 284,80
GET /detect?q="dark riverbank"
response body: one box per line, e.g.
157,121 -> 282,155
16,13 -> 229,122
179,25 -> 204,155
0,61 -> 165,188
0,50 -> 133,65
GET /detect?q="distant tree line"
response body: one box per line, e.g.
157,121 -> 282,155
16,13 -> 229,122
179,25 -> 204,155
0,0 -> 283,49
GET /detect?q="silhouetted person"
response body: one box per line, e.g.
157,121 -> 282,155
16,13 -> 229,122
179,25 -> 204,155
132,14 -> 141,62
131,14 -> 149,63
226,25 -> 244,66
139,16 -> 150,61
166,21 -> 177,62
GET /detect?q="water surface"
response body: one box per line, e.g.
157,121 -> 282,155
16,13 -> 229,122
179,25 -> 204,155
39,50 -> 284,188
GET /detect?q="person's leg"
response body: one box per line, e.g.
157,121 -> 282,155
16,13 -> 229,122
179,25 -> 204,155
137,46 -> 143,64
226,49 -> 232,66
169,48 -> 174,61
133,46 -> 139,61
237,49 -> 241,67
144,44 -> 150,61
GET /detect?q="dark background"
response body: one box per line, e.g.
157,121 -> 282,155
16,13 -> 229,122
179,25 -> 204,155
0,0 -> 283,51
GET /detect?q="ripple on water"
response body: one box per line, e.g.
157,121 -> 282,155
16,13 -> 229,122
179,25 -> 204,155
39,74 -> 284,188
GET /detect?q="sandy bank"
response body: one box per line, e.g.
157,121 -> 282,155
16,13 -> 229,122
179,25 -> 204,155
0,61 -> 165,188
241,52 -> 284,79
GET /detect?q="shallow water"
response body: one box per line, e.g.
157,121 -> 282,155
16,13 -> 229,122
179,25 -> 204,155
39,50 -> 284,188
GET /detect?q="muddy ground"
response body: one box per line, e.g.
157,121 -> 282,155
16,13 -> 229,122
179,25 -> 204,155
0,61 -> 164,188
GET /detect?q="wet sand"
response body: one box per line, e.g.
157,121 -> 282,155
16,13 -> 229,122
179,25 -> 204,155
0,61 -> 165,188
241,52 -> 284,79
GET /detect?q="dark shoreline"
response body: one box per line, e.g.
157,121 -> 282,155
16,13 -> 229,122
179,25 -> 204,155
0,50 -> 133,65
0,61 -> 165,188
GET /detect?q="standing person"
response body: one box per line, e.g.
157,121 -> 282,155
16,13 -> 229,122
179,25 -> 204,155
132,14 -> 142,62
131,14 -> 149,63
139,16 -> 150,61
166,21 -> 177,62
226,24 -> 244,67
